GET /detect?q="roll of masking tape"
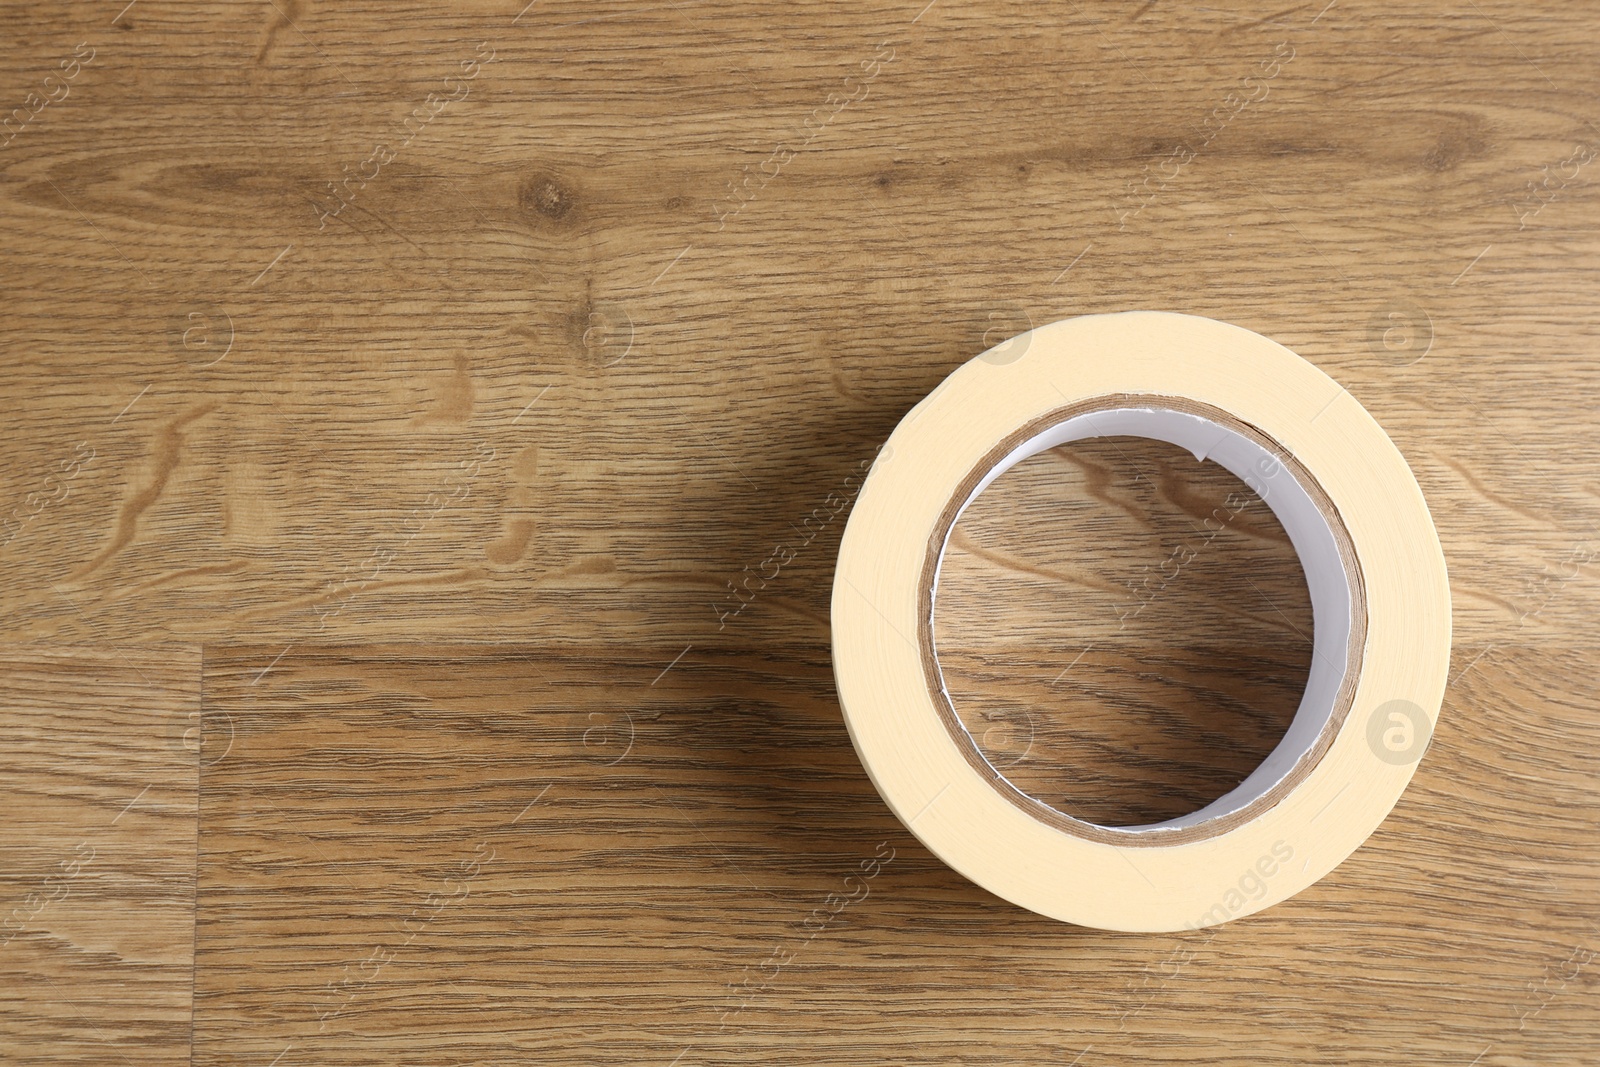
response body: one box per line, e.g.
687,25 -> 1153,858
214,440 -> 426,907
831,311 -> 1450,932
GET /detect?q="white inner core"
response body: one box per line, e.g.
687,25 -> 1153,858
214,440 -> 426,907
930,407 -> 1353,833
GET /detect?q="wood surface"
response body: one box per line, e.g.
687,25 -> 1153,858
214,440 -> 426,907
2,0 -> 1598,1063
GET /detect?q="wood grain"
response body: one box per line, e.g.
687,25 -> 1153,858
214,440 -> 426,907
2,0 -> 1598,1063
937,436 -> 1314,827
189,643 -> 1598,1067
0,648 -> 198,1063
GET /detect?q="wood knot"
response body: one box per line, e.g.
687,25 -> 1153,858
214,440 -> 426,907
1423,123 -> 1487,173
520,175 -> 575,221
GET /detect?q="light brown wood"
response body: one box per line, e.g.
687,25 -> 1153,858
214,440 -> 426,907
938,435 -> 1315,828
0,649 -> 198,1062
2,0 -> 1598,1063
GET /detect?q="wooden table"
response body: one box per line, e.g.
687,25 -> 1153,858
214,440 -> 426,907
2,1 -> 1596,1063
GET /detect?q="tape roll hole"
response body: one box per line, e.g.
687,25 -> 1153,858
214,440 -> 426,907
926,400 -> 1365,843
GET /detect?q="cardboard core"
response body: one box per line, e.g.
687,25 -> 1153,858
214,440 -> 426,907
920,395 -> 1367,846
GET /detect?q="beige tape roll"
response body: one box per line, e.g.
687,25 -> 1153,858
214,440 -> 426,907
832,311 -> 1450,931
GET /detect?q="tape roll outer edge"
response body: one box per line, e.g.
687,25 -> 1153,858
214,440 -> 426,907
830,311 -> 1450,932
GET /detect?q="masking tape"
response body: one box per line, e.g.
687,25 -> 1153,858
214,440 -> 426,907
831,311 -> 1450,931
